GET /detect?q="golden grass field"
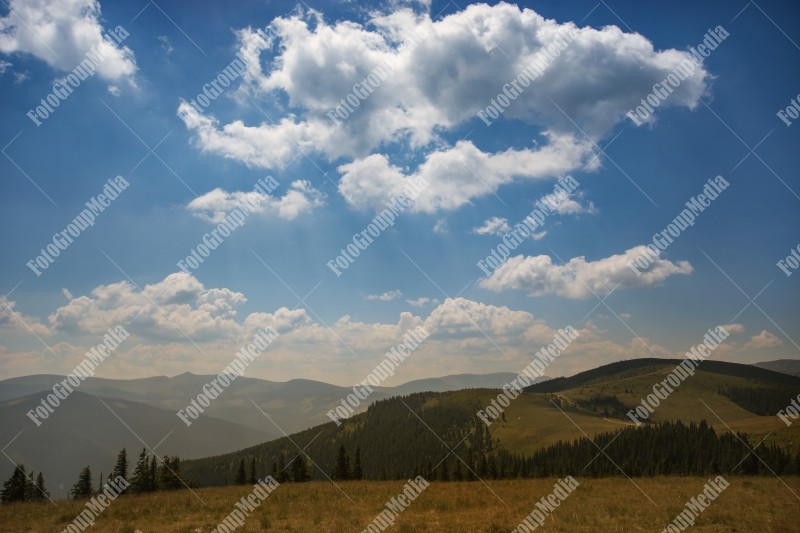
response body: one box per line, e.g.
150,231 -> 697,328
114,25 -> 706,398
2,477 -> 799,532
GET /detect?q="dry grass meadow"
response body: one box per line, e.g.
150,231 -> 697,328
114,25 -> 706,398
2,477 -> 798,532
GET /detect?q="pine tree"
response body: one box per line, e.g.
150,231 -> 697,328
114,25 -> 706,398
236,459 -> 247,485
249,458 -> 257,484
24,470 -> 37,501
149,456 -> 158,491
130,449 -> 150,493
291,454 -> 309,482
333,445 -> 350,480
71,466 -> 93,500
453,458 -> 463,481
465,448 -> 477,481
478,454 -> 488,477
439,459 -> 449,481
112,448 -> 128,484
352,446 -> 363,480
158,456 -> 183,490
277,455 -> 289,483
34,472 -> 48,502
1,464 -> 28,503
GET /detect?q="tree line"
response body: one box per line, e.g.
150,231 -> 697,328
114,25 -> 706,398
69,448 -> 187,499
0,465 -> 48,503
1,448 -> 187,504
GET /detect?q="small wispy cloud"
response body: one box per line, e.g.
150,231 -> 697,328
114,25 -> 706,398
365,290 -> 402,301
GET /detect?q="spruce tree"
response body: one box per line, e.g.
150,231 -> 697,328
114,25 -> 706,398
439,459 -> 449,481
453,458 -> 463,481
277,455 -> 289,483
352,446 -> 363,480
149,456 -> 158,491
34,472 -> 48,502
236,459 -> 247,485
333,445 -> 350,480
130,449 -> 150,493
158,456 -> 183,490
291,454 -> 308,482
71,466 -> 93,500
24,470 -> 37,501
465,448 -> 477,481
249,458 -> 257,484
1,464 -> 28,503
112,449 -> 128,483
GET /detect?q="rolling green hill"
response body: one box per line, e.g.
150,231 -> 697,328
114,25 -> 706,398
183,359 -> 800,487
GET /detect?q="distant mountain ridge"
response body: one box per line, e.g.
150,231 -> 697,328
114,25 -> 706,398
525,358 -> 800,393
0,391 -> 271,498
0,371 -> 535,436
753,359 -> 800,377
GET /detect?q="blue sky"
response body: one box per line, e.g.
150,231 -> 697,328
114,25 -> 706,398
0,0 -> 798,385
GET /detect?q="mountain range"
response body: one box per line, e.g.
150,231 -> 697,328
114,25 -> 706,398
1,360 -> 797,497
0,371 -> 527,496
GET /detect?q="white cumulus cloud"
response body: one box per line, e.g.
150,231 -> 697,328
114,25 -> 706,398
745,330 -> 783,349
179,3 -> 711,213
187,180 -> 324,222
478,246 -> 693,298
0,0 -> 137,86
473,217 -> 511,236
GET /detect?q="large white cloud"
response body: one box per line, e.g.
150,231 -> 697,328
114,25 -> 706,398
338,133 -> 596,212
0,0 -> 137,85
179,3 -> 710,212
423,297 -> 543,339
48,272 -> 250,341
479,246 -> 693,298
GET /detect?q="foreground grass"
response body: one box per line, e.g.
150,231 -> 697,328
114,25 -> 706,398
2,477 -> 798,532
